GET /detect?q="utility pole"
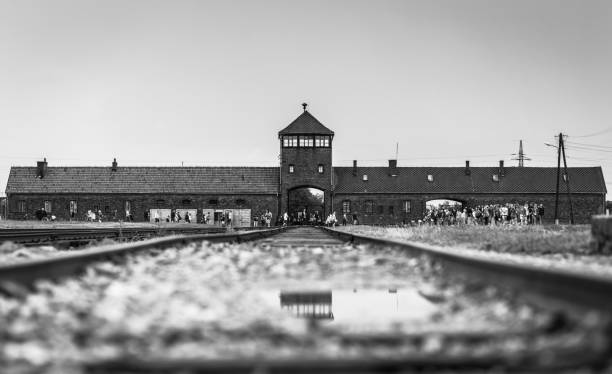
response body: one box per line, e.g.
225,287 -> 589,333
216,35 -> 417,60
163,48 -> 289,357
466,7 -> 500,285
554,134 -> 562,224
553,133 -> 574,224
560,135 -> 575,224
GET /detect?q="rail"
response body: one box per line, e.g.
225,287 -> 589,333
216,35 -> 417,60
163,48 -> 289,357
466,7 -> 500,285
0,227 -> 287,287
322,227 -> 612,314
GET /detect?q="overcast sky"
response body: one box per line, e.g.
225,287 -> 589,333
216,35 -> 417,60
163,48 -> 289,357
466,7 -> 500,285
1,0 -> 611,197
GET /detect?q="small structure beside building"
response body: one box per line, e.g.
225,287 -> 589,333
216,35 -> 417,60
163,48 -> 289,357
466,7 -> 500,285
3,105 -> 607,224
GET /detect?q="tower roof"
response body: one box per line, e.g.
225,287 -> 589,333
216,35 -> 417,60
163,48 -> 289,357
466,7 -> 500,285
278,109 -> 334,137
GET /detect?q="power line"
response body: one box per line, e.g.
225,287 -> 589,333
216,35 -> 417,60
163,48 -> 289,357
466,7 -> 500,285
569,128 -> 612,138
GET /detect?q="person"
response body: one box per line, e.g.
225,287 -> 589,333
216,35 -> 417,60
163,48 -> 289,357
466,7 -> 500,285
537,204 -> 545,225
342,213 -> 347,226
145,210 -> 150,222
353,213 -> 358,225
171,210 -> 176,222
283,211 -> 288,226
265,209 -> 272,227
227,210 -> 232,226
154,210 -> 160,223
253,215 -> 258,227
206,212 -> 211,225
97,210 -> 103,223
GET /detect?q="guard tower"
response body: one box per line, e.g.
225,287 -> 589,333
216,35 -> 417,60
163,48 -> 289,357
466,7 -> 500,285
278,104 -> 334,222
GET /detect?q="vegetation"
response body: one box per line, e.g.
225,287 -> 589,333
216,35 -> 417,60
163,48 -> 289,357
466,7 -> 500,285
338,225 -> 594,255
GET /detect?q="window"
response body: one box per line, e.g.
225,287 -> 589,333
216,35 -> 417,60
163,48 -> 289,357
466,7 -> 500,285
235,198 -> 246,205
403,200 -> 411,213
388,206 -> 394,215
363,174 -> 368,181
182,199 -> 192,205
492,174 -> 499,182
299,136 -> 313,147
283,136 -> 298,147
208,199 -> 218,205
124,201 -> 130,213
365,200 -> 373,214
17,200 -> 26,213
318,164 -> 324,174
70,201 -> 78,215
315,136 -> 330,147
342,200 -> 351,214
427,174 -> 434,182
104,205 -> 111,213
44,200 -> 52,212
377,205 -> 384,214
563,174 -> 568,182
289,164 -> 295,173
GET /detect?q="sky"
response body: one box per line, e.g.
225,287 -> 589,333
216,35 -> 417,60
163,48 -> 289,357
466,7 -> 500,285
1,0 -> 611,197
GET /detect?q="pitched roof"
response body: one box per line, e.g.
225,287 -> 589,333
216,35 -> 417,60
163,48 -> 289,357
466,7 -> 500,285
278,111 -> 334,136
6,167 -> 280,194
333,166 -> 607,194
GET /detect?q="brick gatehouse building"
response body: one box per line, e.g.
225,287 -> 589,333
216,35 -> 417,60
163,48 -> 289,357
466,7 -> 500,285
4,105 -> 607,224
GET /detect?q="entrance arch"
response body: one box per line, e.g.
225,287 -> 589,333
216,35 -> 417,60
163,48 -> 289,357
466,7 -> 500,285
287,187 -> 325,224
426,199 -> 464,210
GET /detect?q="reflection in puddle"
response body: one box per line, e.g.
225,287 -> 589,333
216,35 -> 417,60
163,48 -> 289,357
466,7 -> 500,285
280,291 -> 334,320
274,288 -> 437,325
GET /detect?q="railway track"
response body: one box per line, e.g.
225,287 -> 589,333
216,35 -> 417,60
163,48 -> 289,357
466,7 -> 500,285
0,226 -> 232,246
1,226 -> 611,372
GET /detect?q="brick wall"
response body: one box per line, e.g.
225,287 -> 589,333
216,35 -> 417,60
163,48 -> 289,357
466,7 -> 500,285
6,193 -> 279,223
332,193 -> 605,225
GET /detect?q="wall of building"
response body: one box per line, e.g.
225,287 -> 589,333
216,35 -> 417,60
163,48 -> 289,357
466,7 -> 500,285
6,193 -> 279,223
280,145 -> 333,216
332,193 -> 605,224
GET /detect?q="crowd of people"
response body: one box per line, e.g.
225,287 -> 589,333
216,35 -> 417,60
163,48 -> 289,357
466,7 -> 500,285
423,203 -> 545,226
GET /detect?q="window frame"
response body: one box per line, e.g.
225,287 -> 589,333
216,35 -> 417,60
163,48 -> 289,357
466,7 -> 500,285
342,200 -> 351,214
283,136 -> 298,147
315,136 -> 330,147
365,200 -> 373,214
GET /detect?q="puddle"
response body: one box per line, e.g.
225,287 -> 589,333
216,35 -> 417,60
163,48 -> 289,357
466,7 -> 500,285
260,288 -> 438,326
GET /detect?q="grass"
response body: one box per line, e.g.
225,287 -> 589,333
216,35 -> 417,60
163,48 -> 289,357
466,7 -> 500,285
337,224 -> 594,255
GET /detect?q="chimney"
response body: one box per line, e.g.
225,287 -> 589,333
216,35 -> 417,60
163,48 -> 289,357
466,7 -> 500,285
36,158 -> 48,178
112,158 -> 118,172
388,159 -> 397,176
465,160 -> 471,175
499,160 -> 505,177
352,160 -> 357,176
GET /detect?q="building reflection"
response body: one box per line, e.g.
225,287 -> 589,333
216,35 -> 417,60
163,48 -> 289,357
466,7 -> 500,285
279,291 -> 334,320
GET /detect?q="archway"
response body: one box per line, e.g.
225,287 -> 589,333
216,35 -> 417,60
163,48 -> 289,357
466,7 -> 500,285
426,199 -> 464,210
287,187 -> 325,225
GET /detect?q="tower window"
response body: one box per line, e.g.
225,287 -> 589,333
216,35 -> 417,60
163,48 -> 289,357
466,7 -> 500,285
299,136 -> 313,147
289,164 -> 295,173
315,136 -> 330,147
283,136 -> 298,147
342,200 -> 351,214
318,164 -> 324,174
